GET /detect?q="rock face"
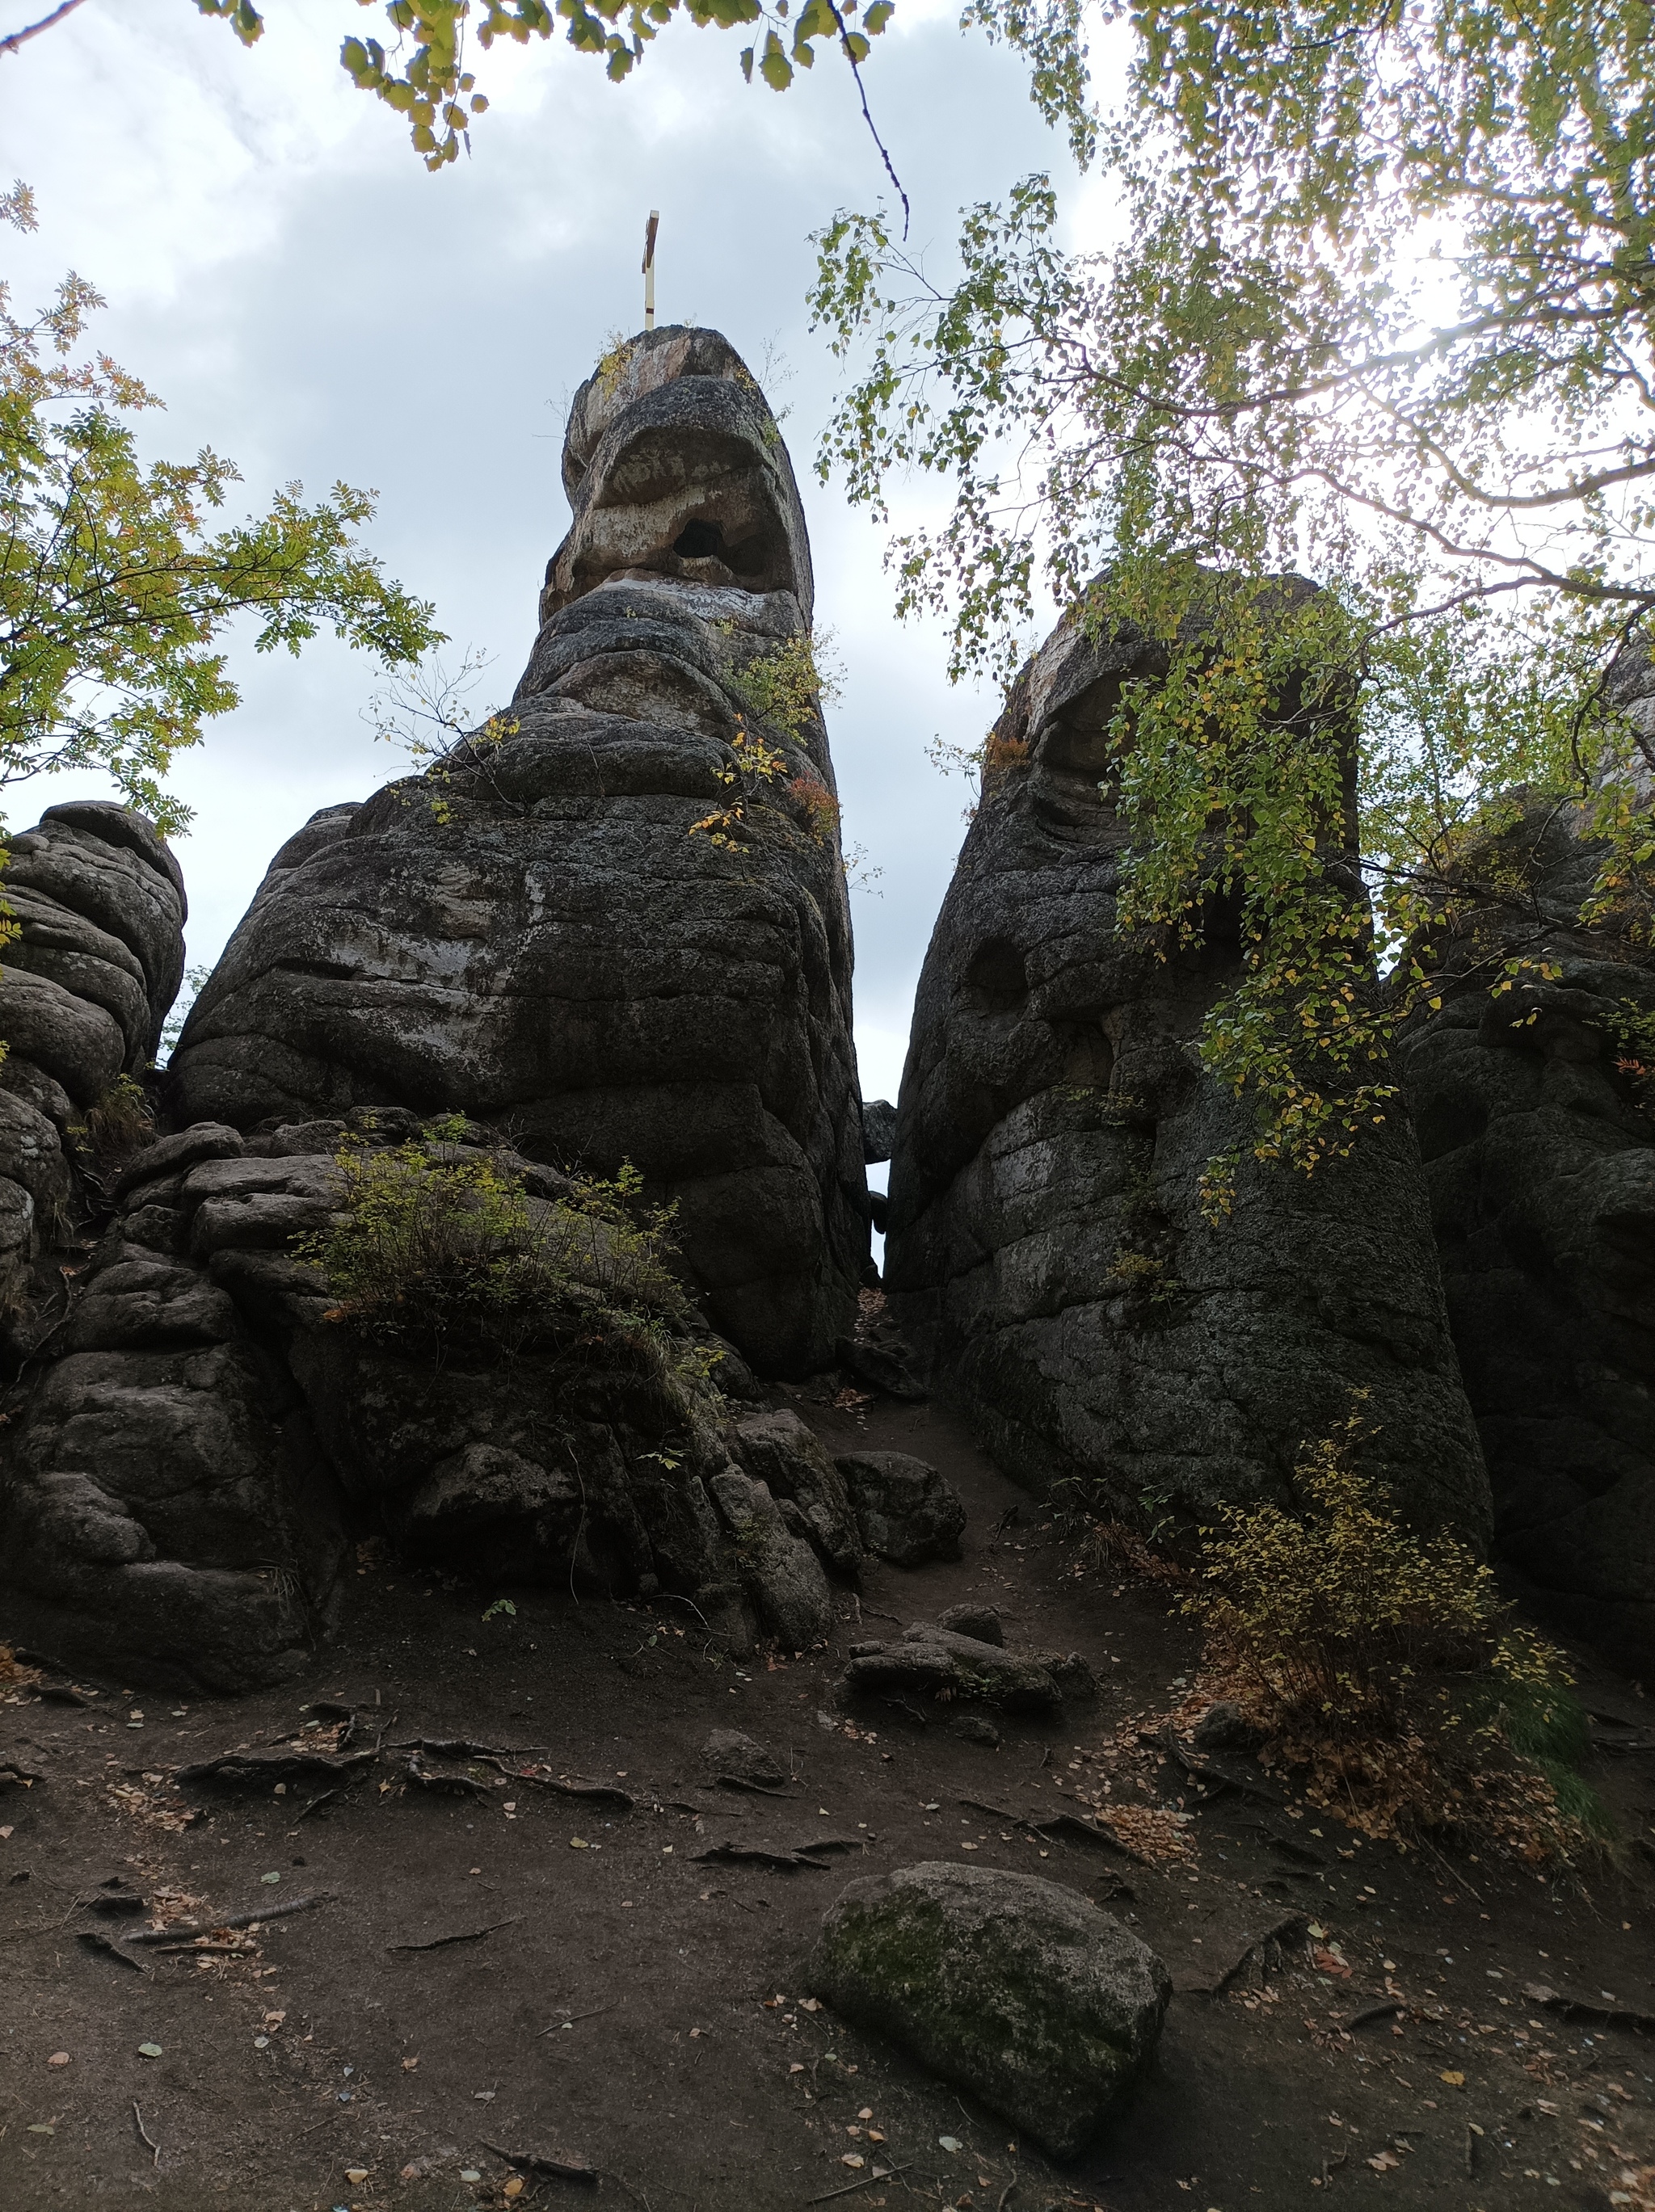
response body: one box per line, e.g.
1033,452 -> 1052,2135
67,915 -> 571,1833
0,1108 -> 862,1688
167,328 -> 866,1377
884,595 -> 1490,1540
0,802 -> 185,1310
808,1861 -> 1171,2156
835,1449 -> 965,1566
1396,787 -> 1655,1672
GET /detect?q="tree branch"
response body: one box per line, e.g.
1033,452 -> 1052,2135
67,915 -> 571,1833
0,0 -> 91,57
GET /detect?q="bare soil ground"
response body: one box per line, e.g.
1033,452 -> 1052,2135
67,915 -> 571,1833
3,1394 -> 1654,2212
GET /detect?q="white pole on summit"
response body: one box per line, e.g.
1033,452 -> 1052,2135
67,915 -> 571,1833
642,210 -> 659,331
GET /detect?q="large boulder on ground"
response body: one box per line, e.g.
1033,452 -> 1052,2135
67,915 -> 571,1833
835,1449 -> 965,1566
808,1861 -> 1170,2157
166,328 -> 867,1377
838,1620 -> 1083,1712
1396,765 -> 1655,1672
883,586 -> 1489,1541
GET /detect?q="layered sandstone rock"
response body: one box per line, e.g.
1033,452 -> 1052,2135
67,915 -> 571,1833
0,1108 -> 865,1689
884,593 -> 1490,1541
0,801 -> 185,1311
1396,751 -> 1655,1671
167,328 -> 865,1377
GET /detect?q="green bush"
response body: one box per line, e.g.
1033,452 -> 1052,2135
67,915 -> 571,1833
1187,1402 -> 1607,1857
295,1124 -> 703,1386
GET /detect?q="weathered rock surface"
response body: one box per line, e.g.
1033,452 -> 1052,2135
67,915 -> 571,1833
167,329 -> 866,1377
0,801 -> 185,1310
1396,778 -> 1655,1672
838,1621 -> 1084,1713
835,1449 -> 966,1566
808,1861 -> 1170,2156
861,1098 -> 897,1164
937,1602 -> 1003,1645
700,1728 -> 787,1789
734,1407 -> 862,1575
0,1112 -> 858,1688
884,590 -> 1490,1540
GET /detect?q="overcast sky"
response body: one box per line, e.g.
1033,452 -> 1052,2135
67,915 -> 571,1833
1,0 -> 1093,1108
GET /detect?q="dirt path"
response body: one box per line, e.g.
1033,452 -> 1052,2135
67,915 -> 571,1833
3,1394 -> 1653,2211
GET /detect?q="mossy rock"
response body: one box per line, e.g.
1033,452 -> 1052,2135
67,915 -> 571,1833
806,1861 -> 1169,2157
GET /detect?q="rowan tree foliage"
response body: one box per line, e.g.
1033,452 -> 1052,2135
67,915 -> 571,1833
0,183 -> 440,838
809,0 -> 1655,1181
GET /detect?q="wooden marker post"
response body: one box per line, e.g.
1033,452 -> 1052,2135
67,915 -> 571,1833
642,209 -> 659,330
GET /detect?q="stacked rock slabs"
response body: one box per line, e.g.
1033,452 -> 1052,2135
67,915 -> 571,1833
0,802 -> 187,1310
168,328 -> 865,1377
884,594 -> 1490,1537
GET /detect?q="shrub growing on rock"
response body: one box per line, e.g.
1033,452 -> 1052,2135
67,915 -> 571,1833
297,1125 -> 700,1385
1187,1402 -> 1600,1854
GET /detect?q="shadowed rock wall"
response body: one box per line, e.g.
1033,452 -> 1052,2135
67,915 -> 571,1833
1396,761 -> 1655,1671
884,595 -> 1491,1541
167,328 -> 865,1377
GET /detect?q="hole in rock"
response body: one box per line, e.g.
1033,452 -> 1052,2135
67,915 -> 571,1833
673,519 -> 726,560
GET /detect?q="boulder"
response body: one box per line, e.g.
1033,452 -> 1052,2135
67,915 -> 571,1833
808,1861 -> 1170,2156
735,1407 -> 862,1575
861,1098 -> 897,1165
838,1622 -> 1069,1713
836,1449 -> 966,1566
1396,772 -> 1655,1672
884,585 -> 1490,1541
167,328 -> 868,1377
700,1728 -> 787,1789
937,1602 -> 1003,1645
706,1466 -> 833,1650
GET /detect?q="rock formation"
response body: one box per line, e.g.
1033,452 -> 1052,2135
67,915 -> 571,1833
883,592 -> 1491,1541
0,331 -> 889,1688
1395,728 -> 1655,1670
0,801 -> 185,1312
0,1104 -> 870,1690
808,1861 -> 1171,2156
167,326 -> 867,1378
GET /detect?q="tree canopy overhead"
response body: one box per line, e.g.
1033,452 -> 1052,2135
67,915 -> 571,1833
809,0 -> 1655,1195
0,182 -> 440,838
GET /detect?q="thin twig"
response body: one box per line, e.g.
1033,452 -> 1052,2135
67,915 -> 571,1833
537,2004 -> 617,2035
123,1890 -> 335,1945
806,2164 -> 911,2205
822,0 -> 909,238
0,0 -> 89,61
388,1916 -> 520,1953
131,2101 -> 159,2167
